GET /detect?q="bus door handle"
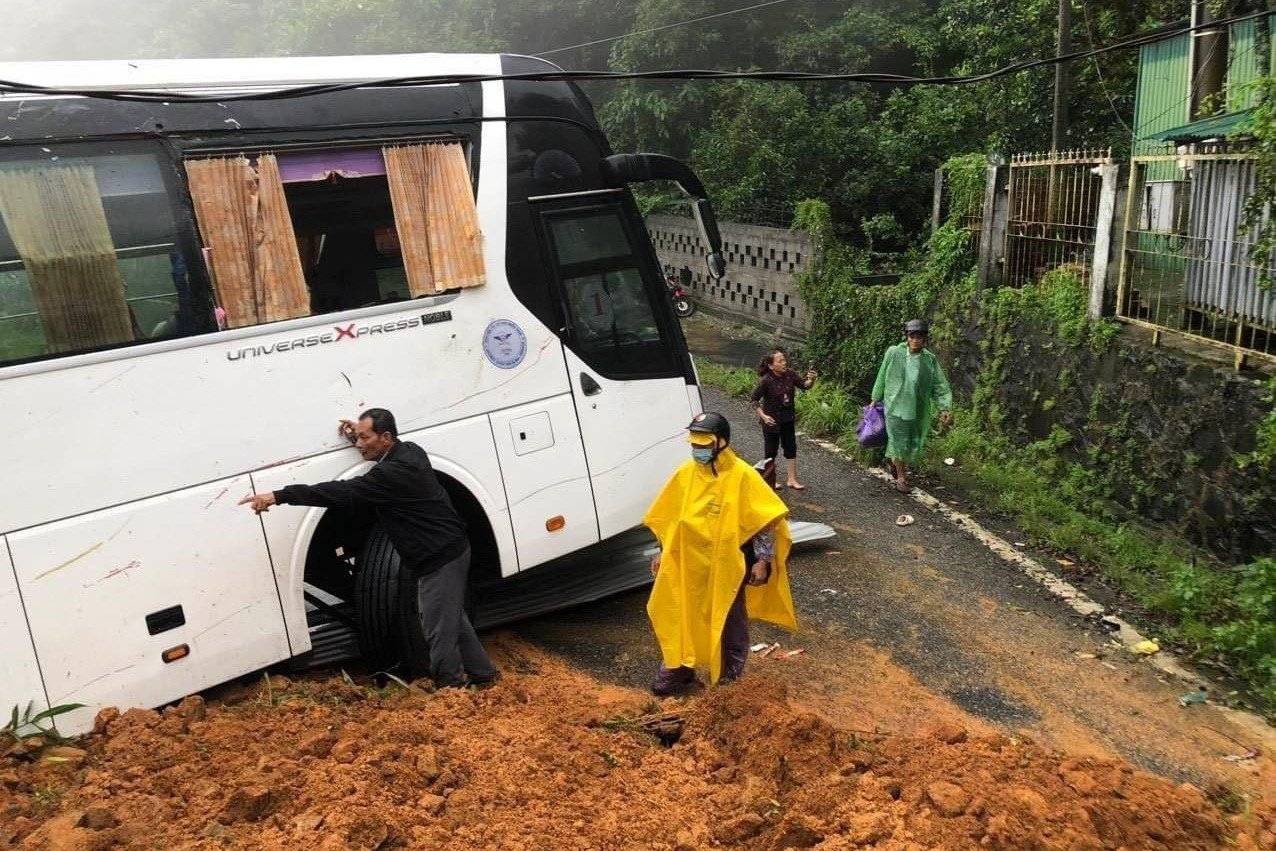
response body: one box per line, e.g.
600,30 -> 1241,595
579,372 -> 602,396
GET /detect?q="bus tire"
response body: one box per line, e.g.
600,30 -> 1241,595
354,526 -> 431,677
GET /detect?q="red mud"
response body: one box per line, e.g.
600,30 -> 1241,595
2,647 -> 1271,850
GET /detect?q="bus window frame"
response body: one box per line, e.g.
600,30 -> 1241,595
0,137 -> 219,369
533,193 -> 684,382
180,133 -> 475,322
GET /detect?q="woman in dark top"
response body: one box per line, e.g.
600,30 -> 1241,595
750,349 -> 817,489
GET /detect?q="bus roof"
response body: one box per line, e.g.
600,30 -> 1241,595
0,54 -> 540,97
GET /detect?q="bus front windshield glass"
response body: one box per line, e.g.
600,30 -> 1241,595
547,208 -> 675,378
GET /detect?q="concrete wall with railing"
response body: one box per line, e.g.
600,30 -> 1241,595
646,214 -> 814,333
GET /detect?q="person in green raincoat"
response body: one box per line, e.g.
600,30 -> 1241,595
871,319 -> 953,492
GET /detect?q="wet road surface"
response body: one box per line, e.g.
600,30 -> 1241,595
508,320 -> 1273,798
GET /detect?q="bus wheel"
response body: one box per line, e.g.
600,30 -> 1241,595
354,526 -> 431,678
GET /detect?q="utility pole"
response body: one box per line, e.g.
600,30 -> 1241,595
1048,0 -> 1073,230
1189,0 -> 1226,120
1052,0 -> 1072,151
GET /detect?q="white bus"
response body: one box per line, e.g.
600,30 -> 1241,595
0,54 -> 730,734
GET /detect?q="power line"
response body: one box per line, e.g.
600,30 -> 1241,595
1080,0 -> 1134,136
0,8 -> 1270,104
534,0 -> 800,58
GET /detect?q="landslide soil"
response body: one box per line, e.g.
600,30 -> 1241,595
2,642 -> 1272,851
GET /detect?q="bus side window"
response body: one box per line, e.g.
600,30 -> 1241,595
542,204 -> 678,380
186,143 -> 483,328
0,147 -> 204,366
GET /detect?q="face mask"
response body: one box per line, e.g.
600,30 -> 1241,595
691,446 -> 715,464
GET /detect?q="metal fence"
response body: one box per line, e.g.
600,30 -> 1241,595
933,165 -> 984,256
1118,154 -> 1276,365
1004,150 -> 1113,287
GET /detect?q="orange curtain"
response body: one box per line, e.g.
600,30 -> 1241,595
384,143 -> 486,295
184,155 -> 308,328
0,165 -> 133,353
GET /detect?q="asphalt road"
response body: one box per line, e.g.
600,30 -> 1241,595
507,320 -> 1273,797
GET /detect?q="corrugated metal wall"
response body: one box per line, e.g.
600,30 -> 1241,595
1225,18 -> 1263,112
1185,158 -> 1276,326
1132,17 -> 1272,137
1133,35 -> 1189,161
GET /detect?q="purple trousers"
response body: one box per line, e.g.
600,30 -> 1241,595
652,576 -> 749,693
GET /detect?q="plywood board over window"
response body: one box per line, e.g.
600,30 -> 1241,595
0,165 -> 133,353
184,154 -> 308,328
384,142 -> 486,295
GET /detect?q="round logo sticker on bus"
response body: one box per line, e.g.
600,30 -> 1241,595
577,279 -> 615,333
482,319 -> 528,369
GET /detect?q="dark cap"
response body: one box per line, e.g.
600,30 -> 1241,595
687,411 -> 731,445
904,319 -> 929,336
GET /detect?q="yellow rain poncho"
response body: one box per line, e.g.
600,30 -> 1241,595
644,446 -> 796,684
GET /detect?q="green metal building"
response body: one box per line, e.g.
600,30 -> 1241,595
1131,15 -> 1272,159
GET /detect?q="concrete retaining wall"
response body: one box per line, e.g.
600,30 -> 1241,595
646,215 -> 813,332
940,317 -> 1276,563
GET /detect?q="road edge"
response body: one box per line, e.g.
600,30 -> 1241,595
801,432 -> 1274,741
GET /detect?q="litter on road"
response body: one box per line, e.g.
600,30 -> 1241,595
896,514 -> 915,527
756,642 -> 782,658
1223,748 -> 1260,763
1129,639 -> 1161,656
1178,688 -> 1209,707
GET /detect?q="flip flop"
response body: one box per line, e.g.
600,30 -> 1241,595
788,483 -> 807,490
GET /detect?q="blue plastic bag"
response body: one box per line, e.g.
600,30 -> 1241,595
857,402 -> 887,448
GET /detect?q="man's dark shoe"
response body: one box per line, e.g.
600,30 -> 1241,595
468,671 -> 502,690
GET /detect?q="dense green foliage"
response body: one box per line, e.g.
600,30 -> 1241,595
791,189 -> 977,396
4,0 -> 1188,242
1241,78 -> 1276,291
1244,376 -> 1276,471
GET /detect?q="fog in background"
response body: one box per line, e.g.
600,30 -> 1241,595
0,0 -> 631,66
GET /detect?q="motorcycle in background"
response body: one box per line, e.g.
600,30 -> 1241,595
665,273 -> 695,318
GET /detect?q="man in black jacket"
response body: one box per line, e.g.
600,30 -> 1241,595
239,408 -> 498,689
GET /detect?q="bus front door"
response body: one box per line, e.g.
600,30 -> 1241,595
539,198 -> 697,540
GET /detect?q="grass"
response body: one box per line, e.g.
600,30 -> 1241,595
2,702 -> 86,745
694,358 -> 757,398
33,784 -> 64,807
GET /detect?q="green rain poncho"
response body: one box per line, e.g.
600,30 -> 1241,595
871,342 -> 953,465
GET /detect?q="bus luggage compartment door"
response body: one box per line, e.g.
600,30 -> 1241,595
6,477 -> 292,735
489,394 -> 599,569
0,538 -> 48,731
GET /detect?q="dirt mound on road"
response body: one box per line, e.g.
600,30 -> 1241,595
1,647 -> 1268,850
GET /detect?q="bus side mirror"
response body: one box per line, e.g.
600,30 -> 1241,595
706,253 -> 726,280
691,198 -> 726,280
603,153 -> 727,281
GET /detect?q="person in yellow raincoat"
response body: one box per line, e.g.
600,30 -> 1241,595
644,412 -> 797,695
